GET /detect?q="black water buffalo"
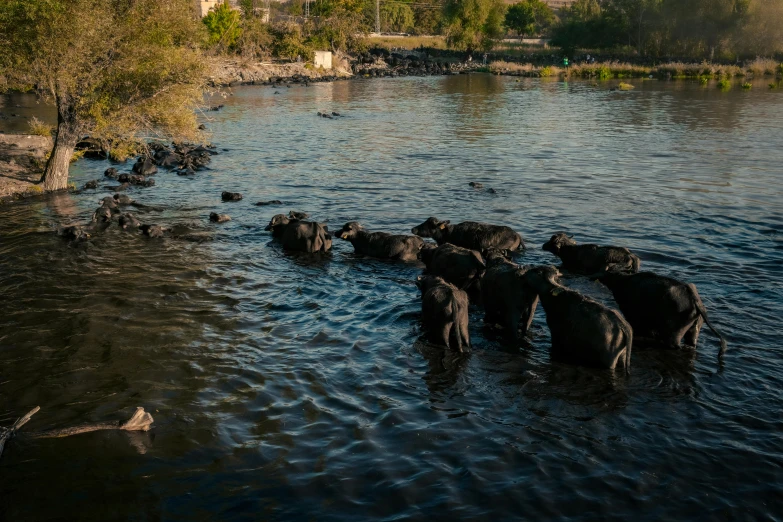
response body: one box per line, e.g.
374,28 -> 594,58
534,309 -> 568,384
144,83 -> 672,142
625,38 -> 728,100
336,222 -> 425,261
264,214 -> 331,253
104,167 -> 118,178
416,275 -> 470,353
92,206 -> 113,223
57,225 -> 90,241
118,213 -> 141,230
542,233 -> 640,275
523,266 -> 632,371
99,196 -> 119,210
481,250 -> 539,342
412,217 -> 523,251
132,157 -> 158,176
255,200 -> 283,206
419,243 -> 485,298
598,271 -> 727,358
288,211 -> 309,220
140,224 -> 165,238
222,192 -> 243,201
210,212 -> 231,223
83,180 -> 99,190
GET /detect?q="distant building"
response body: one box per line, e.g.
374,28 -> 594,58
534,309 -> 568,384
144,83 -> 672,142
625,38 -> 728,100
198,0 -> 241,17
199,0 -> 269,21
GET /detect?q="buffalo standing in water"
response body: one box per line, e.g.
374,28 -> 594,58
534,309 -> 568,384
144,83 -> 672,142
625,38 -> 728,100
523,266 -> 632,371
419,243 -> 485,299
416,275 -> 471,353
336,222 -> 425,261
265,214 -> 332,253
598,271 -> 727,358
481,249 -> 539,342
412,217 -> 523,251
542,232 -> 640,275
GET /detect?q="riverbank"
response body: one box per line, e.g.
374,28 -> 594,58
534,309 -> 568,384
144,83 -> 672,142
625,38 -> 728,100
489,58 -> 783,80
0,134 -> 51,203
209,57 -> 354,87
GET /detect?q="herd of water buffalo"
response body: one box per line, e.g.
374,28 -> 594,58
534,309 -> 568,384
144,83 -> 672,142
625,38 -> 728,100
55,140 -> 727,372
258,208 -> 727,371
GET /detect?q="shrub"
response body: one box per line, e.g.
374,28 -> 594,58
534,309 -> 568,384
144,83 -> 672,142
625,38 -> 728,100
27,117 -> 53,137
204,0 -> 242,51
718,79 -> 731,90
741,82 -> 752,90
699,76 -> 709,85
539,66 -> 554,77
271,22 -> 312,61
598,65 -> 612,80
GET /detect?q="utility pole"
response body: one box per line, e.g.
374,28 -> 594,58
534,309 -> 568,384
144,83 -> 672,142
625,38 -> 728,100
305,0 -> 310,18
375,0 -> 380,34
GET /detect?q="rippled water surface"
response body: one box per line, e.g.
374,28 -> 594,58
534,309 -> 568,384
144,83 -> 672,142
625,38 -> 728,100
1,75 -> 782,520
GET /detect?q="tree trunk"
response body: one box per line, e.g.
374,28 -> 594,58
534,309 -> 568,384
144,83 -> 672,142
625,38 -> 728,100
39,105 -> 80,192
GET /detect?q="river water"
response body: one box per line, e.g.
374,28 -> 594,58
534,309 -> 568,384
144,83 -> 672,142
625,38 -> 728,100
1,75 -> 781,520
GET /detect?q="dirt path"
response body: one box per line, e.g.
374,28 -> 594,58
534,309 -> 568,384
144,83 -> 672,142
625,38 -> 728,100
0,134 -> 51,201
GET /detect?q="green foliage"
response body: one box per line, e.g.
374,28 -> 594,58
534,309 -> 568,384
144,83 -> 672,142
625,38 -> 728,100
539,66 -> 554,77
505,0 -> 555,38
598,65 -> 612,80
203,0 -> 243,51
718,78 -> 731,89
443,0 -> 507,52
382,0 -> 415,33
271,22 -> 312,61
699,76 -> 709,85
27,117 -> 53,137
618,81 -> 634,90
778,63 -> 783,75
0,0 -> 208,190
236,16 -> 274,60
551,0 -> 783,59
741,81 -> 752,89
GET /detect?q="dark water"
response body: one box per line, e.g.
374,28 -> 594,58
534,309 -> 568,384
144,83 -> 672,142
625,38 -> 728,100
1,75 -> 782,520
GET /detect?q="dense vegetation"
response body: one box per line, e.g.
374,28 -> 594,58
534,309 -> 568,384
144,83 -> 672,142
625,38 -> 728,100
212,0 -> 782,61
0,0 -> 208,190
551,0 -> 783,59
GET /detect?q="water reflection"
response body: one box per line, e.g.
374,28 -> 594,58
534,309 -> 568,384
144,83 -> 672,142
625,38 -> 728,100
1,76 -> 782,520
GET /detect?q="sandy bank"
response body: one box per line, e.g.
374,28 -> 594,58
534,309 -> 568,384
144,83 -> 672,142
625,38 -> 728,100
0,134 -> 52,201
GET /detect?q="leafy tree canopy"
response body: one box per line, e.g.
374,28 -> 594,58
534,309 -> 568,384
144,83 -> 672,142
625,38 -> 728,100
0,0 -> 209,190
443,0 -> 507,52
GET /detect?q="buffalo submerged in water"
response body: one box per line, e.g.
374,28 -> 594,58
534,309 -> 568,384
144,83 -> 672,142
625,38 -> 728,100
412,217 -> 524,252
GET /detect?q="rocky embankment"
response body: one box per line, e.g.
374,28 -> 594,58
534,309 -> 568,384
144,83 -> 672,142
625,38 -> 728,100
209,59 -> 353,87
351,48 -> 483,78
0,134 -> 51,202
210,50 -> 483,86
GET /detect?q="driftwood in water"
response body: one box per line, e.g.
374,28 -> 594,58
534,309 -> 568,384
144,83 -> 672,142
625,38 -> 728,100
0,407 -> 153,460
0,406 -> 40,459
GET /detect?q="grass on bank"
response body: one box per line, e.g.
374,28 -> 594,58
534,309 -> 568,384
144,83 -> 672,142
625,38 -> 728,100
489,57 -> 783,80
366,35 -> 447,51
27,117 -> 53,137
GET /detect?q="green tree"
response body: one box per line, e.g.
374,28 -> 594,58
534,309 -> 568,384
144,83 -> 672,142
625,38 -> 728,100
412,0 -> 444,35
0,0 -> 208,191
382,1 -> 415,32
204,0 -> 243,51
443,0 -> 507,52
505,0 -> 555,38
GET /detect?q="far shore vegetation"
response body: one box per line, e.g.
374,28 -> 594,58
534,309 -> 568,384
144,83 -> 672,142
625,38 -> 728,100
1,0 -> 782,195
